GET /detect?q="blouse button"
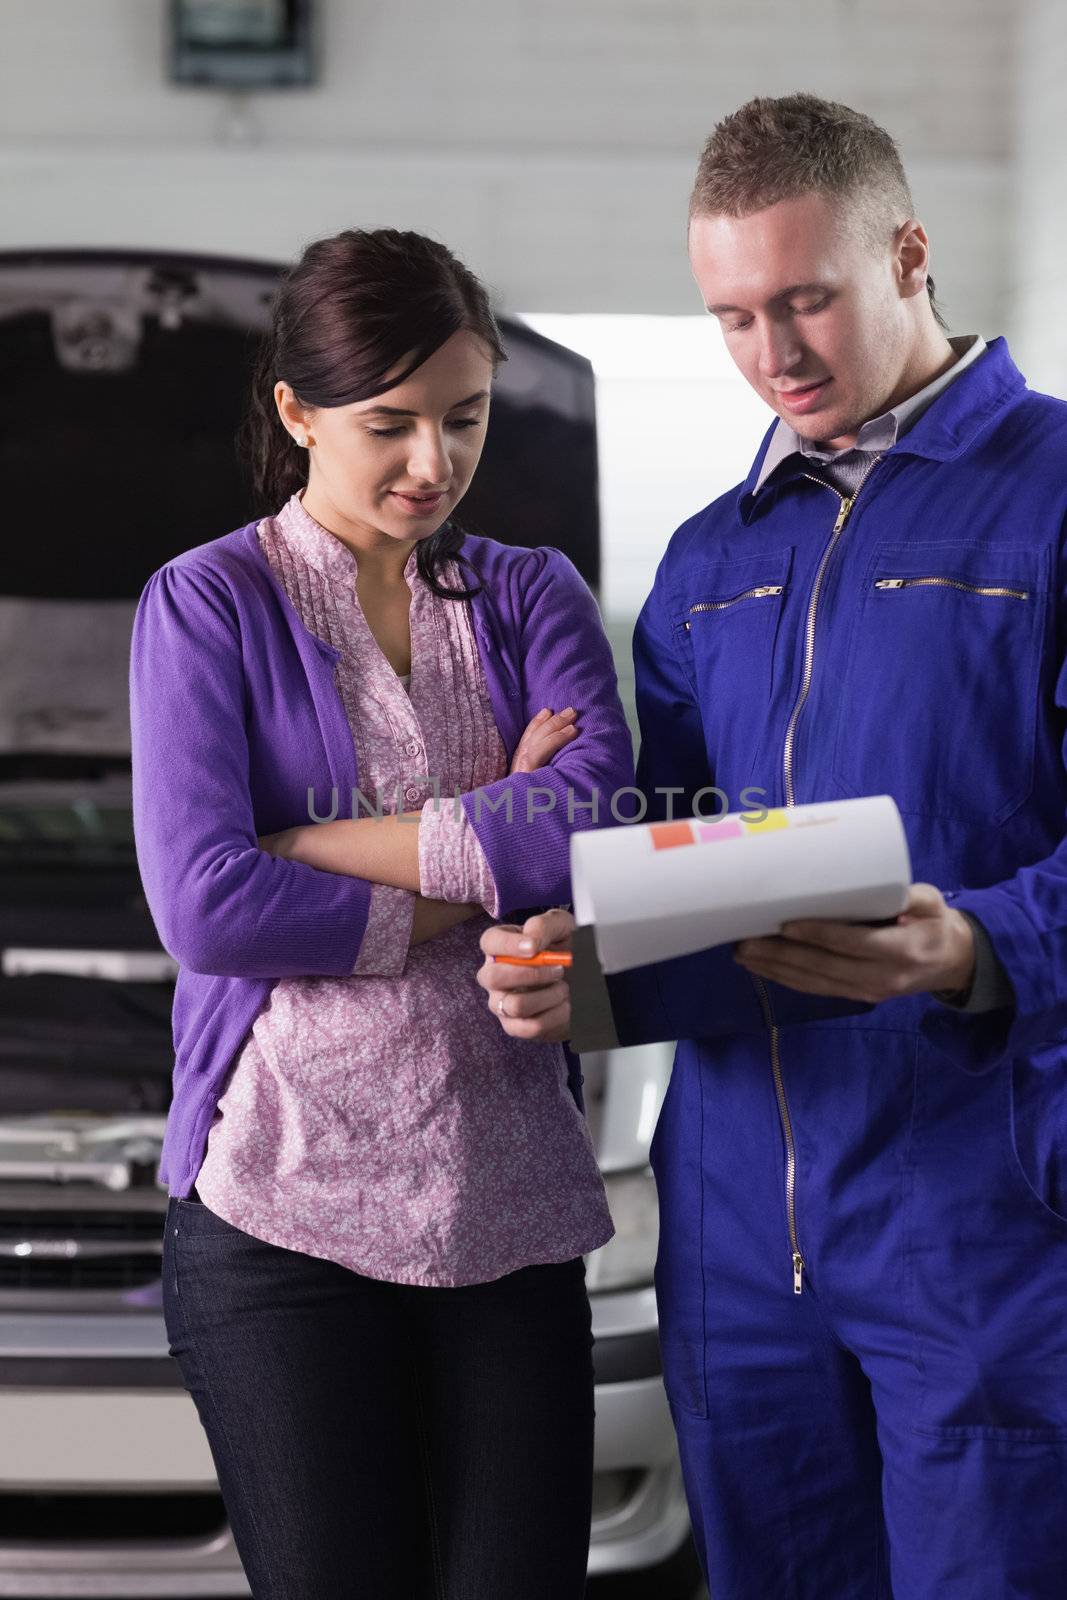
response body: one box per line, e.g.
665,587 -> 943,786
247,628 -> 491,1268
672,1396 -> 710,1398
405,786 -> 421,804
406,741 -> 422,757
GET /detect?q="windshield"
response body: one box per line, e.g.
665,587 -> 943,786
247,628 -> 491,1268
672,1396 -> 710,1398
0,770 -> 135,868
0,586 -> 137,868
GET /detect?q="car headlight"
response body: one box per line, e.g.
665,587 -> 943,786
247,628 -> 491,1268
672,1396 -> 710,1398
584,1166 -> 659,1292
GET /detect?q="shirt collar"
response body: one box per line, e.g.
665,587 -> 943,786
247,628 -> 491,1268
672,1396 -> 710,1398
274,490 -> 422,589
751,333 -> 988,495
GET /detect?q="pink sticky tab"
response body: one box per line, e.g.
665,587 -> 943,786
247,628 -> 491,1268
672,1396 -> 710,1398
696,821 -> 744,843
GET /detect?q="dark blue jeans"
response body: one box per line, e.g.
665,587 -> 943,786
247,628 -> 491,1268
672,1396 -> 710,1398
162,1190 -> 596,1598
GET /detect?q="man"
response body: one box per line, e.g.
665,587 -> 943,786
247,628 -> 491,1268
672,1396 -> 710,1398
477,95 -> 1067,1598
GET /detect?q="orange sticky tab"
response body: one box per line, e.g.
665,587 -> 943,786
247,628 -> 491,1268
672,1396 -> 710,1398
650,821 -> 696,850
741,808 -> 788,833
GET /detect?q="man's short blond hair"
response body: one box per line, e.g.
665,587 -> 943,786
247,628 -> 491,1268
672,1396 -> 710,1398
690,93 -> 947,329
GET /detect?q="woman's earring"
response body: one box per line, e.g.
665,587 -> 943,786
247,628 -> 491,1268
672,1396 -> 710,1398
296,432 -> 308,448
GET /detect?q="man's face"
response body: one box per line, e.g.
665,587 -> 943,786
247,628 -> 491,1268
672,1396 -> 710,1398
688,191 -> 913,450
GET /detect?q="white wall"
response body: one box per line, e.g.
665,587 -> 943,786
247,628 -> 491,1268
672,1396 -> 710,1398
1011,0 -> 1067,394
523,313 -> 770,618
0,0 -> 1013,332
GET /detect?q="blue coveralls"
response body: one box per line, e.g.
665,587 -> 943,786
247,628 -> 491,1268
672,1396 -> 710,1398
607,338 -> 1067,1597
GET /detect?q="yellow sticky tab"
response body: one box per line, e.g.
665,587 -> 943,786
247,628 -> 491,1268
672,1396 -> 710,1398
741,808 -> 788,833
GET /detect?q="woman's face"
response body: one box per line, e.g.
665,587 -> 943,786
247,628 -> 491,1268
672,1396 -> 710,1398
275,327 -> 494,549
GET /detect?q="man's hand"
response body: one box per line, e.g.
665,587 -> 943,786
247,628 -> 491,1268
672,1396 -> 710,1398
477,909 -> 576,1041
733,882 -> 976,1002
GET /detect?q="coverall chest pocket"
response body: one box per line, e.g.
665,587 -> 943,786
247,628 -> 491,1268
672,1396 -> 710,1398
677,549 -> 792,798
831,541 -> 1047,825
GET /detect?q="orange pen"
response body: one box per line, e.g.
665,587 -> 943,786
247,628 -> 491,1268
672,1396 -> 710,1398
492,952 -> 573,968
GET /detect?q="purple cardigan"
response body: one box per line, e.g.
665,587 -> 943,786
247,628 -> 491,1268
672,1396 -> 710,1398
129,519 -> 636,1197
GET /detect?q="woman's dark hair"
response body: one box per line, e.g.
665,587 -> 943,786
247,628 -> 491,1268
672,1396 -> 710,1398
240,228 -> 508,600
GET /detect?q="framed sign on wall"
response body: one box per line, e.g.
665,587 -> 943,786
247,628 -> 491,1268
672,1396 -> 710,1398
169,0 -> 315,88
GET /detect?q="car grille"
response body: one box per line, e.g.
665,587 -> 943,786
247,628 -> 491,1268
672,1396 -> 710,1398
0,1489 -> 227,1541
0,1199 -> 166,1291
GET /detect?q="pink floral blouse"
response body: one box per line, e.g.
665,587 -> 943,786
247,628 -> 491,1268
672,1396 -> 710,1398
192,491 -> 615,1286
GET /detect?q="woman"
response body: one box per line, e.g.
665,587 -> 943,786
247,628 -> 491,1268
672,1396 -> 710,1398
129,227 -> 636,1598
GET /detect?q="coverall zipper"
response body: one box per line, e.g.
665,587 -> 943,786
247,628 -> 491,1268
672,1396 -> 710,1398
758,454 -> 883,1295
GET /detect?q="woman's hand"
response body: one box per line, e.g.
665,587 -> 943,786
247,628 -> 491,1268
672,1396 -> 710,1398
257,828 -> 306,860
412,897 -> 483,944
509,708 -> 579,774
733,883 -> 977,1001
477,908 -> 575,1041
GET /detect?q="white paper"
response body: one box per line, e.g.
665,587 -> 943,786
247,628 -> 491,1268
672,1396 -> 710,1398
570,795 -> 912,975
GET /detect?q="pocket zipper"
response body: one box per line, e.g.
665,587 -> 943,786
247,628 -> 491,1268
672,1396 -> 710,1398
873,577 -> 1029,599
684,584 -> 784,629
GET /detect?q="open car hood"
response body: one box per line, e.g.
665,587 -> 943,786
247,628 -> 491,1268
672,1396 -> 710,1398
0,247 -> 598,605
